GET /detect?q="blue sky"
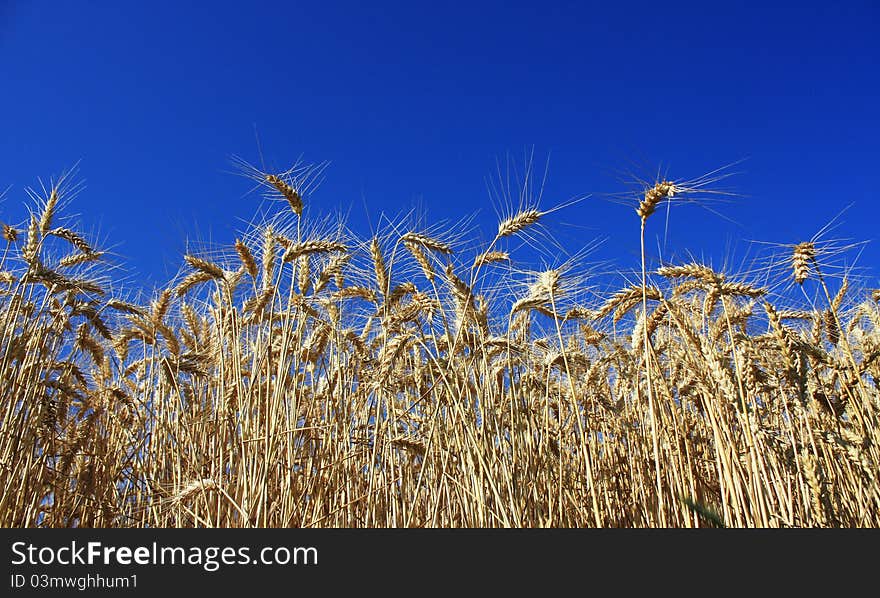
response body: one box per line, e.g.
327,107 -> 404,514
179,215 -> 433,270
1,1 -> 878,293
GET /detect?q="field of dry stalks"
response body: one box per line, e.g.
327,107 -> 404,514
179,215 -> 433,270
1,161 -> 878,528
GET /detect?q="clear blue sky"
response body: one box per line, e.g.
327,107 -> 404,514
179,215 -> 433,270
1,1 -> 878,293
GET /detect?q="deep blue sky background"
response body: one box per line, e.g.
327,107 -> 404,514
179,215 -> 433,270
1,1 -> 878,294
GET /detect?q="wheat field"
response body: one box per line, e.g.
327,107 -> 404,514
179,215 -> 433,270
1,160 -> 878,528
